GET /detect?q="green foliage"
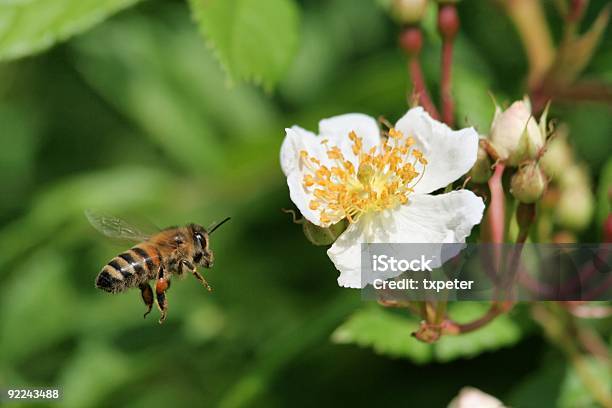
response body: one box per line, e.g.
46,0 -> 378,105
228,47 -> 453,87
434,303 -> 523,362
0,0 -> 143,61
331,305 -> 433,363
71,9 -> 278,174
188,0 -> 299,89
332,303 -> 523,364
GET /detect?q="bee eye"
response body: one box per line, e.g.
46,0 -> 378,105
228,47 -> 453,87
195,233 -> 205,246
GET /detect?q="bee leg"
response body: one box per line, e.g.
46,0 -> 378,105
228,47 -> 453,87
139,283 -> 154,319
155,267 -> 171,324
192,269 -> 212,292
181,260 -> 212,292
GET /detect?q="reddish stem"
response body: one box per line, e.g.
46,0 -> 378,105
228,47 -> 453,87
438,4 -> 458,126
409,58 -> 440,119
487,163 -> 506,244
440,39 -> 454,126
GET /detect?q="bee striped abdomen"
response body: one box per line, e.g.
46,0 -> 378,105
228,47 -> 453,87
96,244 -> 162,293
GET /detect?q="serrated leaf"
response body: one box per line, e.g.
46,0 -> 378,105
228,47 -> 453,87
333,303 -> 523,363
0,0 -> 143,61
434,303 -> 523,362
331,306 -> 432,363
188,0 -> 299,89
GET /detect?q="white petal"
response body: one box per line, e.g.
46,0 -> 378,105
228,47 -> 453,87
327,218 -> 368,288
318,113 -> 381,168
328,190 -> 484,288
394,190 -> 485,242
280,126 -> 318,176
280,127 -> 330,225
286,170 -> 322,225
395,107 -> 479,194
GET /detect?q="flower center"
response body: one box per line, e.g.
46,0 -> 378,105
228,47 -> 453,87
300,128 -> 427,225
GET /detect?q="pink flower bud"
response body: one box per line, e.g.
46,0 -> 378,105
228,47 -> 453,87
437,4 -> 459,39
489,99 -> 545,166
399,27 -> 423,56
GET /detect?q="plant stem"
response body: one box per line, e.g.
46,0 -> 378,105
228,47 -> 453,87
487,163 -> 506,245
444,303 -> 504,334
440,40 -> 454,126
409,58 -> 440,119
437,3 -> 458,126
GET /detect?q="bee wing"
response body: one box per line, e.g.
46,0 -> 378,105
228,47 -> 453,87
85,210 -> 152,242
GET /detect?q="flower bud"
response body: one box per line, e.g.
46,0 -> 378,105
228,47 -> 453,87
303,219 -> 348,246
468,141 -> 492,183
392,0 -> 429,24
437,3 -> 459,40
399,27 -> 423,56
555,186 -> 594,230
489,98 -> 545,166
540,130 -> 573,181
510,162 -> 547,203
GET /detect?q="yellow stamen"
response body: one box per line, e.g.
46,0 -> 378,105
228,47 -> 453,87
299,127 -> 428,225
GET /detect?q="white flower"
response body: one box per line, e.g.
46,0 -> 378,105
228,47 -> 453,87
280,107 -> 485,288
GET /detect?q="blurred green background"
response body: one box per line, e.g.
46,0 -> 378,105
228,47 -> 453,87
0,0 -> 610,407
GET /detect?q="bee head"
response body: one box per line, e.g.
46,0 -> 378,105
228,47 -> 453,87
188,218 -> 230,269
186,224 -> 213,268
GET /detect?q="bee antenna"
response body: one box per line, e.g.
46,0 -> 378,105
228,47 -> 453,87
208,217 -> 231,235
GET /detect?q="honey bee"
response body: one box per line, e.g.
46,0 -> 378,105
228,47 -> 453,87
86,211 -> 230,324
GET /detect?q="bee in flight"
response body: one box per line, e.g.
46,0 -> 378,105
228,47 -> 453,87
86,211 -> 230,324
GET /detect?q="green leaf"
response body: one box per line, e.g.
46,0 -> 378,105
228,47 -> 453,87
188,0 -> 299,89
434,303 -> 523,362
333,303 -> 523,363
331,306 -> 432,363
0,0 -> 143,61
72,9 -> 280,175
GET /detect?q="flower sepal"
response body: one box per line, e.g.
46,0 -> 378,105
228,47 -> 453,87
283,209 -> 347,246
